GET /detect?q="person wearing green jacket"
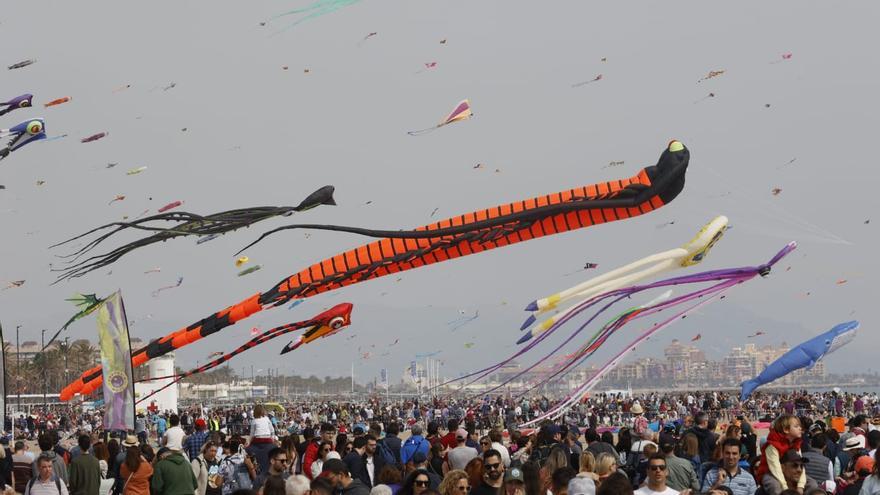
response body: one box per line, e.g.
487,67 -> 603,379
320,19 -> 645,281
151,449 -> 198,495
68,435 -> 101,495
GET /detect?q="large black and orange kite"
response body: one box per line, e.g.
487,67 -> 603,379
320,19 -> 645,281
60,141 -> 690,400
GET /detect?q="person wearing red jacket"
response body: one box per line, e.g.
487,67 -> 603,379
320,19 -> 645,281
303,423 -> 336,480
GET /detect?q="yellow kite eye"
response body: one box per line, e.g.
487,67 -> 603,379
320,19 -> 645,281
27,121 -> 42,134
329,316 -> 345,329
19,100 -> 30,108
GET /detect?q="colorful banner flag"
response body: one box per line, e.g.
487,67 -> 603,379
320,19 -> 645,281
97,291 -> 135,431
410,361 -> 417,380
380,368 -> 388,387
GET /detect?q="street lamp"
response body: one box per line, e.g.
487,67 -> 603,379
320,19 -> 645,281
41,329 -> 47,410
15,325 -> 20,415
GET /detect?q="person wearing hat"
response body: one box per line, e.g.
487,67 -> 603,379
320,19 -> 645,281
447,429 -> 479,471
772,450 -> 818,495
840,454 -> 875,495
503,466 -> 527,495
409,451 -> 441,489
321,458 -> 370,495
119,435 -> 153,495
184,419 -> 210,462
631,403 -> 650,440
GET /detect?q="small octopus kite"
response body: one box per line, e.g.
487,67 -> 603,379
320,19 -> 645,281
50,185 -> 337,281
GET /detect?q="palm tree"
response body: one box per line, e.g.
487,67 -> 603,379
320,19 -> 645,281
69,339 -> 98,373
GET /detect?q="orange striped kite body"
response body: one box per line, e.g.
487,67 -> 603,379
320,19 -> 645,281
264,169 -> 662,304
61,141 -> 689,401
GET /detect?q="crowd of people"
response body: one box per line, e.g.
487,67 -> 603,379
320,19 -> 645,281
2,389 -> 880,495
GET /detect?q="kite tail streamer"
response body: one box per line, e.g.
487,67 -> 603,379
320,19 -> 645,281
522,285 -> 732,426
407,126 -> 440,136
518,242 -> 795,425
136,304 -> 351,403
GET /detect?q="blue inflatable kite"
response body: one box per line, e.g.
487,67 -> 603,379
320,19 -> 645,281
740,320 -> 858,400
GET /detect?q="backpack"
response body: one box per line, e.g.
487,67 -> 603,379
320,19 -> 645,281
27,475 -> 62,494
402,437 -> 427,464
377,439 -> 398,468
220,455 -> 253,494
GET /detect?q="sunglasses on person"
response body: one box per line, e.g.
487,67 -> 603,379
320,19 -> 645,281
415,480 -> 430,487
274,457 -> 289,463
485,463 -> 501,471
457,485 -> 471,492
480,441 -> 490,446
648,464 -> 667,471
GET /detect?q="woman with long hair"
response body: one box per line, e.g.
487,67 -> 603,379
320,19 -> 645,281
578,451 -> 599,481
679,433 -> 701,472
107,439 -> 120,478
540,447 -> 570,493
379,464 -> 403,495
593,453 -> 618,483
438,470 -> 469,495
520,461 -> 543,495
398,469 -> 432,495
464,458 -> 484,493
248,404 -> 277,475
712,424 -> 742,462
335,433 -> 350,456
428,443 -> 445,477
280,436 -> 299,476
120,435 -> 153,495
93,441 -> 110,478
616,428 -> 633,465
310,441 -> 337,479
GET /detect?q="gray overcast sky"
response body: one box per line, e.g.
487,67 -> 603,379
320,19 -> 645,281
1,1 -> 878,383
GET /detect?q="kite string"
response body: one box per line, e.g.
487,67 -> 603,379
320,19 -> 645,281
702,166 -> 851,245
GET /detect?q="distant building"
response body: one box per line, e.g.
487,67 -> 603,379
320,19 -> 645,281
180,381 -> 268,401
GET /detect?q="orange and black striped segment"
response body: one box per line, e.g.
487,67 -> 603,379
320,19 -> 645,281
60,141 -> 689,401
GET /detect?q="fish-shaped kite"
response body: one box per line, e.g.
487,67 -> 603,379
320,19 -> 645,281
408,99 -> 472,136
81,132 -> 108,143
0,119 -> 46,161
741,321 -> 857,400
8,59 -> 36,70
157,201 -> 183,213
0,94 -> 33,116
44,97 -> 72,108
